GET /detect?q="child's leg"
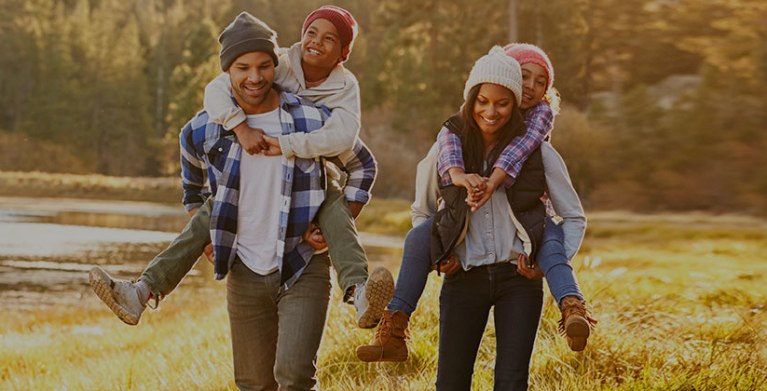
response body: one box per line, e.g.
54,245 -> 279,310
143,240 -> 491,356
315,180 -> 368,296
536,217 -> 593,351
315,180 -> 394,328
536,217 -> 583,305
140,197 -> 213,299
89,198 -> 212,325
387,217 -> 434,315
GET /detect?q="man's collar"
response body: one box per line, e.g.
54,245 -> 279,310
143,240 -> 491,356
278,90 -> 303,108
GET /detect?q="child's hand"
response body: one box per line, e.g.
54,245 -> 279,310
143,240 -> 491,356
234,123 -> 269,155
303,223 -> 327,251
516,254 -> 543,279
262,136 -> 282,156
452,171 -> 486,191
467,177 -> 495,211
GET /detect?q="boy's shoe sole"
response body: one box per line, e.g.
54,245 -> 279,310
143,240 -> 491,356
357,267 -> 395,329
89,267 -> 140,326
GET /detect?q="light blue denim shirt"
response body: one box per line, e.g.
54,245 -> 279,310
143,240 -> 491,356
454,187 -> 523,269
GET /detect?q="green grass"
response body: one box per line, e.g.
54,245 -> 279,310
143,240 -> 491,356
2,211 -> 767,390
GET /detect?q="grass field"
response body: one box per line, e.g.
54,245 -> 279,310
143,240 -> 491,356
2,211 -> 767,390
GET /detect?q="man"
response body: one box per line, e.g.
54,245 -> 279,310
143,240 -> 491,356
171,13 -> 376,389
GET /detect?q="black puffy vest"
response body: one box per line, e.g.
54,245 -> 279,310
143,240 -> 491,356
430,116 -> 547,266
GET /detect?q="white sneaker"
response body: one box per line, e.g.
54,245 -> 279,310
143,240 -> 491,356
89,267 -> 145,325
355,267 -> 394,328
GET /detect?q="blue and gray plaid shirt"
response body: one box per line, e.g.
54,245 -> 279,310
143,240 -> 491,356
179,91 -> 376,289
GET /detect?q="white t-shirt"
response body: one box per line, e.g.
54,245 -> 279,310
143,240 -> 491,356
236,108 -> 284,275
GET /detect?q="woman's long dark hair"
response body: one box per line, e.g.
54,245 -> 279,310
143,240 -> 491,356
455,84 -> 526,176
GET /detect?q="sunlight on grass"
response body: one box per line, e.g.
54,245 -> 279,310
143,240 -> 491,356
2,212 -> 767,389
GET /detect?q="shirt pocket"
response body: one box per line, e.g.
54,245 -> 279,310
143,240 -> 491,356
294,158 -> 317,174
204,137 -> 235,172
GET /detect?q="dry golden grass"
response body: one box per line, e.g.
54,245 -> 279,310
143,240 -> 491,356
2,211 -> 767,390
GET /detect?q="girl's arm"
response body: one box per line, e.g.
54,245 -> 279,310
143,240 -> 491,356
494,102 -> 554,188
436,127 -> 465,186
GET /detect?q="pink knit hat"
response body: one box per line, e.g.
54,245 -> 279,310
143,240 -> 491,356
302,6 -> 358,62
503,43 -> 554,90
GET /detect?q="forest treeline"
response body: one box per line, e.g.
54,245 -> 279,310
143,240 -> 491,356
1,0 -> 765,213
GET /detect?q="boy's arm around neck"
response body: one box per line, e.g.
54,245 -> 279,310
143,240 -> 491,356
203,73 -> 246,131
278,71 -> 361,158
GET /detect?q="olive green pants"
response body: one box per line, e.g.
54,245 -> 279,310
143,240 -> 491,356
140,181 -> 368,300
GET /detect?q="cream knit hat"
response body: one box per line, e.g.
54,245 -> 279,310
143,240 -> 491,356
463,46 -> 522,106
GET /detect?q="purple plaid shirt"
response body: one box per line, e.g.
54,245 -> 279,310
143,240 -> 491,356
437,100 -> 554,187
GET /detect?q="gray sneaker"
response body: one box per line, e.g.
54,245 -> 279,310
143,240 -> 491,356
355,267 -> 395,328
89,267 -> 145,325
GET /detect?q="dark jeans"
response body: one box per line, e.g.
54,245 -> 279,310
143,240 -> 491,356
227,253 -> 331,391
387,217 -> 433,315
436,262 -> 543,391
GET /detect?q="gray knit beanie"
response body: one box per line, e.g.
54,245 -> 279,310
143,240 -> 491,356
219,12 -> 279,71
463,46 -> 522,106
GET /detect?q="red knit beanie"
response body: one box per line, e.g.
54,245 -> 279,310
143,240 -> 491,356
503,43 -> 554,90
302,6 -> 358,62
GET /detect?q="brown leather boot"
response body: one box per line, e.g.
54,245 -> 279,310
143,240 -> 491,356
559,296 -> 597,352
356,310 -> 410,362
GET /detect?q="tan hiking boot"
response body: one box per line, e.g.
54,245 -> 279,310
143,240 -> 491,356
354,266 -> 395,329
558,296 -> 597,351
89,267 -> 145,325
356,310 -> 410,362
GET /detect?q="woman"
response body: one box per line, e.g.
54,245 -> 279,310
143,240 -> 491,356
430,47 -> 586,390
358,47 -> 587,390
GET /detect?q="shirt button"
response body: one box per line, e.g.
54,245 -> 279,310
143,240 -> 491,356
218,147 -> 223,152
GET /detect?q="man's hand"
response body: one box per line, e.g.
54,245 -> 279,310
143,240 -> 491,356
186,207 -> 199,219
203,243 -> 214,264
432,255 -> 462,277
233,122 -> 269,155
262,135 -> 282,156
516,253 -> 543,279
348,201 -> 364,219
303,223 -> 327,251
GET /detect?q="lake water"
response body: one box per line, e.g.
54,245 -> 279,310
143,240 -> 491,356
0,197 -> 403,310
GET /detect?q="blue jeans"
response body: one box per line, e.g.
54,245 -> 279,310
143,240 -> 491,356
537,217 -> 584,306
436,263 -> 543,391
387,217 -> 433,315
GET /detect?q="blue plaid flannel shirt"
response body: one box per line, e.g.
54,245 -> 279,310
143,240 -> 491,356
437,100 -> 554,187
179,91 -> 377,289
